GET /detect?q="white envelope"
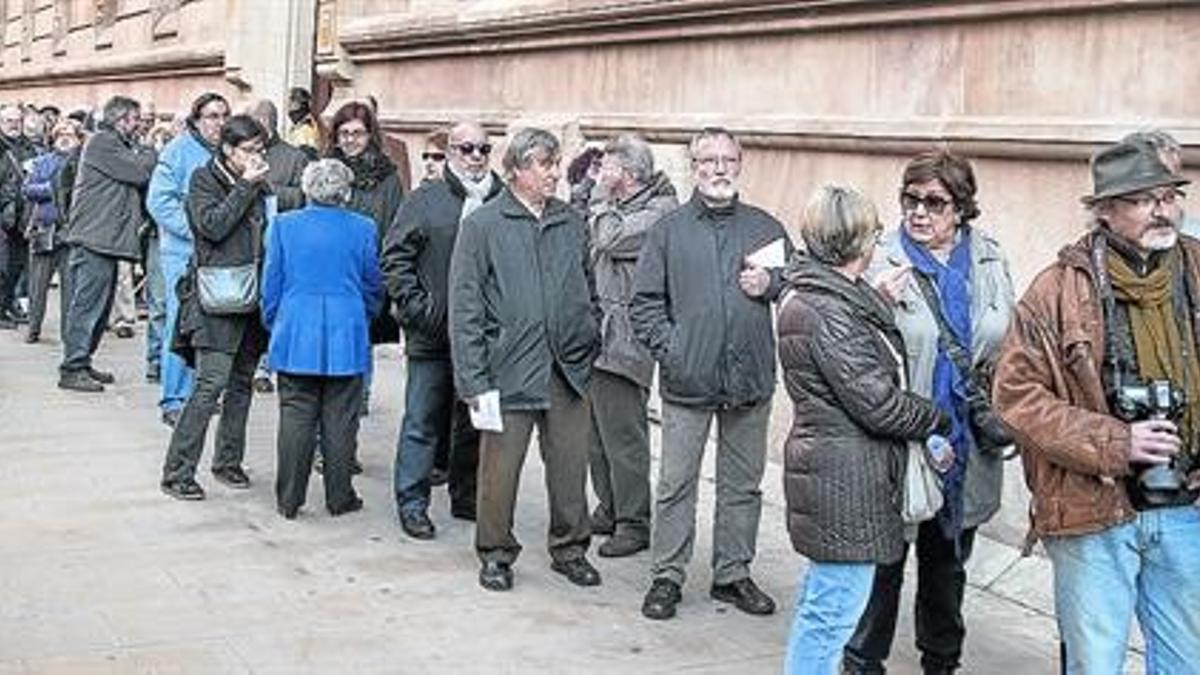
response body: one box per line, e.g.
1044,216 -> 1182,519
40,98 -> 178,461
745,238 -> 786,269
468,389 -> 504,432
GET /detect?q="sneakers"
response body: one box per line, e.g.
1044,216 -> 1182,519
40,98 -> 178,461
58,370 -> 104,392
550,557 -> 602,587
479,560 -> 513,592
399,510 -> 436,540
710,577 -> 776,616
642,578 -> 682,620
598,533 -> 649,558
161,479 -> 206,501
212,466 -> 251,489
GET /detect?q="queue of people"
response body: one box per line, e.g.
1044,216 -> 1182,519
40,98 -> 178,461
2,87 -> 1196,675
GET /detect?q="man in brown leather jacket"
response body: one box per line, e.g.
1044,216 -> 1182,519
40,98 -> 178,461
993,138 -> 1199,674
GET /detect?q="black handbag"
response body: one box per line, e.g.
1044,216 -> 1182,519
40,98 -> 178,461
913,272 -> 1014,454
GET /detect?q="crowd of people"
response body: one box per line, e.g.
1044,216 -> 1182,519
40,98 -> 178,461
0,86 -> 1196,674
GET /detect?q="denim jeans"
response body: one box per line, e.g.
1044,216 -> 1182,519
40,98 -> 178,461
786,561 -> 877,675
160,252 -> 194,412
1044,505 -> 1200,675
393,358 -> 478,516
143,235 -> 164,373
60,246 -> 116,373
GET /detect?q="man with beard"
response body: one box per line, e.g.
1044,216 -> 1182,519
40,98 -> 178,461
994,139 -> 1199,673
449,127 -> 601,592
630,127 -> 792,620
58,96 -> 157,391
147,92 -> 229,424
0,104 -> 39,328
383,120 -> 502,539
586,134 -> 678,558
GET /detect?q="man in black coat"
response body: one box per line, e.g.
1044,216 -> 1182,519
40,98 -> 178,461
382,120 -> 502,540
58,96 -> 157,392
449,127 -> 601,592
0,104 -> 38,328
630,127 -> 792,620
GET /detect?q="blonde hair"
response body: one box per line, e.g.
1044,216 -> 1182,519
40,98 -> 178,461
800,184 -> 881,267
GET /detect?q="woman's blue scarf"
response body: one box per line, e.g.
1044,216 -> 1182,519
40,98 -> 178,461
901,226 -> 974,549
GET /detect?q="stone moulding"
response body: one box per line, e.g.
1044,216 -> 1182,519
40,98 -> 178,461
376,111 -> 1198,164
0,42 -> 224,87
336,0 -> 1190,62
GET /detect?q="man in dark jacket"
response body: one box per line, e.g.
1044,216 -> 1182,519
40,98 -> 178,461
630,127 -> 792,621
58,96 -> 157,392
449,127 -> 601,592
0,104 -> 38,328
383,120 -> 502,540
586,134 -> 678,558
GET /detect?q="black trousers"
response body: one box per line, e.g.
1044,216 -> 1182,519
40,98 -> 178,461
0,231 -> 28,312
843,523 -> 978,674
161,332 -> 261,484
588,369 -> 651,540
276,372 -> 362,514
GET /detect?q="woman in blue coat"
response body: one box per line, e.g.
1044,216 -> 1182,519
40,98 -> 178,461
261,158 -> 382,519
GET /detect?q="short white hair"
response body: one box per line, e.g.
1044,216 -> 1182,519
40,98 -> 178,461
302,159 -> 354,205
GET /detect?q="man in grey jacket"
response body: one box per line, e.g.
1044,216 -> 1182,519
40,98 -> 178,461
587,134 -> 678,558
58,96 -> 157,392
630,127 -> 792,620
449,127 -> 601,592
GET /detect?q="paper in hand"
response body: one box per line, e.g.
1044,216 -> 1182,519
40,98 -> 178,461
745,238 -> 786,269
469,389 -> 504,432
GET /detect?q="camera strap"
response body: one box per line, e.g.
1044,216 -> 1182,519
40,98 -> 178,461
912,271 -> 983,393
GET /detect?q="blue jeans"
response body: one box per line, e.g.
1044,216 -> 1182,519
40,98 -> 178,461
160,252 -> 194,413
1044,506 -> 1200,675
143,236 -> 165,373
393,358 -> 478,516
786,561 -> 876,675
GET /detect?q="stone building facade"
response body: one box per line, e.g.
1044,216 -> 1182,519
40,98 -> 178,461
1,0 -> 1196,544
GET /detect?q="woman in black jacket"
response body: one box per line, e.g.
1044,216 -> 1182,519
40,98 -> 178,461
325,101 -> 403,416
778,185 -> 948,674
160,115 -> 272,500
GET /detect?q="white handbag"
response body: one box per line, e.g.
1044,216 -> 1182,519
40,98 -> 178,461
902,441 -> 944,524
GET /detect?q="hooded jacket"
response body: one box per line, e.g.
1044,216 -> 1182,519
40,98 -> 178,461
780,256 -> 947,563
147,126 -> 214,261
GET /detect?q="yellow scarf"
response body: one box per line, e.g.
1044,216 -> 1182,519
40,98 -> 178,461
1108,248 -> 1200,451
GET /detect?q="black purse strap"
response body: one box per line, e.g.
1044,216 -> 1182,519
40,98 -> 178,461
912,270 -> 980,392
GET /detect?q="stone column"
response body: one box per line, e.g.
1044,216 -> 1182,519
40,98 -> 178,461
224,0 -> 318,124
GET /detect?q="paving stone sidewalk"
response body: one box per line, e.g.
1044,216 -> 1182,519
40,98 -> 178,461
0,313 -> 1120,674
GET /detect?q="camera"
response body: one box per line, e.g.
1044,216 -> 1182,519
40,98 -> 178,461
1111,377 -> 1192,502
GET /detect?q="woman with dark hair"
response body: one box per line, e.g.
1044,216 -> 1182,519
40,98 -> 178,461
325,101 -> 404,416
160,114 -> 272,501
843,151 -> 1016,674
566,145 -> 603,215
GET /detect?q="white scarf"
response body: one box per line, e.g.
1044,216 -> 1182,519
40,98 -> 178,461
450,162 -> 495,223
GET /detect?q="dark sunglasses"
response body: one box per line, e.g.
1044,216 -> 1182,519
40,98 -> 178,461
454,142 -> 492,157
899,191 -> 953,215
422,151 -> 446,162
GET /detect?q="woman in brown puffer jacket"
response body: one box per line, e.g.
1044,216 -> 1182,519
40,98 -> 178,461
778,184 -> 947,675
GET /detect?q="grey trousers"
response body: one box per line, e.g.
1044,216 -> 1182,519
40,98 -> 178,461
476,369 -> 592,566
27,246 -> 71,339
161,334 -> 260,485
588,369 -> 651,541
651,399 -> 770,587
276,373 -> 362,514
60,246 -> 116,373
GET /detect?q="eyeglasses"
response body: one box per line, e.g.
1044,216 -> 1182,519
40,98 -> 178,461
199,111 -> 228,122
454,142 -> 492,157
899,191 -> 953,215
338,128 -> 370,140
422,152 -> 446,162
1115,188 -> 1186,212
236,144 -> 266,156
694,155 -> 740,169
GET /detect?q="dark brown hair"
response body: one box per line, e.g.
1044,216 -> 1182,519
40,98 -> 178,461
325,101 -> 382,157
901,150 -> 980,225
